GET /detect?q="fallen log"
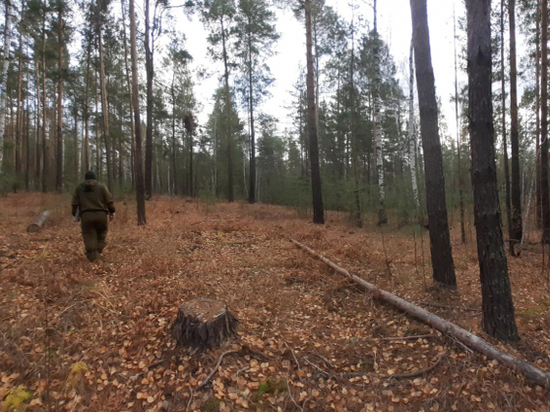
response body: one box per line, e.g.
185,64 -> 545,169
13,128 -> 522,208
171,298 -> 239,351
291,239 -> 550,388
26,210 -> 51,233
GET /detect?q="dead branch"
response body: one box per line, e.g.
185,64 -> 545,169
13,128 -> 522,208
196,350 -> 237,391
291,239 -> 550,388
377,334 -> 437,341
340,352 -> 446,380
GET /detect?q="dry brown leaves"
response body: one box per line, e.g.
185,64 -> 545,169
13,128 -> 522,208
0,194 -> 549,411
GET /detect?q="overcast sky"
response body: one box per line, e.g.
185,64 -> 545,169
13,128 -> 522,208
182,0 -> 468,140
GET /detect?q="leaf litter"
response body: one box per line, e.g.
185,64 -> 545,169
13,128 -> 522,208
0,193 -> 549,411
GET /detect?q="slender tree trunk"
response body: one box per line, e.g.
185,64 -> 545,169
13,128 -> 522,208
536,0 -> 541,229
541,0 -> 550,243
247,31 -> 256,204
83,44 -> 90,173
305,0 -> 324,224
129,0 -> 146,225
121,0 -> 135,187
55,3 -> 64,193
171,72 -> 177,195
466,0 -> 518,341
220,17 -> 234,202
454,10 -> 466,244
34,57 -> 40,190
73,95 -> 78,178
410,0 -> 457,289
189,129 -> 193,197
409,39 -> 420,211
97,15 -> 112,192
509,0 -> 522,249
350,16 -> 362,228
145,0 -> 153,199
25,82 -> 29,190
0,0 -> 13,164
501,0 -> 513,251
15,30 -> 22,178
41,6 -> 47,193
373,0 -> 386,225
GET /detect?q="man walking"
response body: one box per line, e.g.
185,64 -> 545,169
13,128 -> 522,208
71,171 -> 115,262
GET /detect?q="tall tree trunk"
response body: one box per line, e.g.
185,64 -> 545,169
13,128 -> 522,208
34,57 -> 40,190
536,0 -> 541,229
15,30 -> 22,178
144,0 -> 153,199
466,0 -> 518,341
130,0 -> 146,225
220,17 -> 233,202
509,0 -> 522,250
501,0 -> 513,251
410,0 -> 457,289
55,3 -> 64,193
247,30 -> 256,204
73,95 -> 78,178
189,129 -> 193,197
0,0 -> 13,164
83,43 -> 90,173
97,14 -> 112,192
41,5 -> 47,193
541,0 -> 550,243
305,0 -> 324,224
171,71 -> 177,195
409,39 -> 420,211
350,15 -> 362,228
454,9 -> 466,244
373,0 -> 386,225
121,0 -> 135,187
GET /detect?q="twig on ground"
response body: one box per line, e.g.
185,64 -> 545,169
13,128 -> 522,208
377,334 -> 437,341
286,381 -> 303,412
284,341 -> 302,371
340,352 -> 447,380
236,366 -> 249,376
196,350 -> 238,391
304,357 -> 337,380
308,352 -> 334,369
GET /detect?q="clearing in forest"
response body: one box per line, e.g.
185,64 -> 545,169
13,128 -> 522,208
1,194 -> 550,411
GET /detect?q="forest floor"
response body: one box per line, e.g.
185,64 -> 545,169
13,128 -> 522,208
1,193 -> 550,412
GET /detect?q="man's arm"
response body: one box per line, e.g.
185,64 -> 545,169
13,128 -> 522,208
71,188 -> 80,216
102,185 -> 116,215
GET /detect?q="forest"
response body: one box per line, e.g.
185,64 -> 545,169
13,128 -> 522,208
1,0 -> 550,410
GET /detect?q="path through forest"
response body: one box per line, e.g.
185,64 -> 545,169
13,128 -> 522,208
1,194 -> 549,411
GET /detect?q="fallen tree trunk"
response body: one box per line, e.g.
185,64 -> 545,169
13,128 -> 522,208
26,210 -> 51,233
291,239 -> 550,387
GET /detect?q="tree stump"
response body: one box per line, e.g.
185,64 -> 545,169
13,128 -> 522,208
26,211 -> 51,233
171,298 -> 239,351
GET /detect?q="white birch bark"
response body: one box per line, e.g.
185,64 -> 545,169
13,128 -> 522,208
409,39 -> 420,211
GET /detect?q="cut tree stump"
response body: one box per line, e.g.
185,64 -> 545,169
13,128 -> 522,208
26,211 -> 51,233
171,298 -> 239,351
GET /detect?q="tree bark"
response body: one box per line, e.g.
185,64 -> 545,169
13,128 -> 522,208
15,30 -> 22,178
34,57 -> 40,190
130,0 -> 146,225
454,10 -> 465,244
373,0 -> 386,225
541,0 -> 550,243
305,0 -> 324,224
466,0 -> 518,341
220,16 -> 233,202
83,41 -> 91,173
56,3 -> 64,193
145,0 -> 153,199
0,0 -> 13,164
509,0 -> 522,250
410,0 -> 456,289
409,39 -> 420,212
501,0 -> 513,252
41,4 -> 47,193
97,10 -> 113,192
247,28 -> 256,204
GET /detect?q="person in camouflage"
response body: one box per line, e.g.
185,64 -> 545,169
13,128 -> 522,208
71,171 -> 116,262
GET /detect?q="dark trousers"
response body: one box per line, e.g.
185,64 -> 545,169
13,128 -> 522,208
80,211 -> 108,262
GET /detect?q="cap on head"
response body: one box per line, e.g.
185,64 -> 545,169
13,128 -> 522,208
85,171 -> 96,180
